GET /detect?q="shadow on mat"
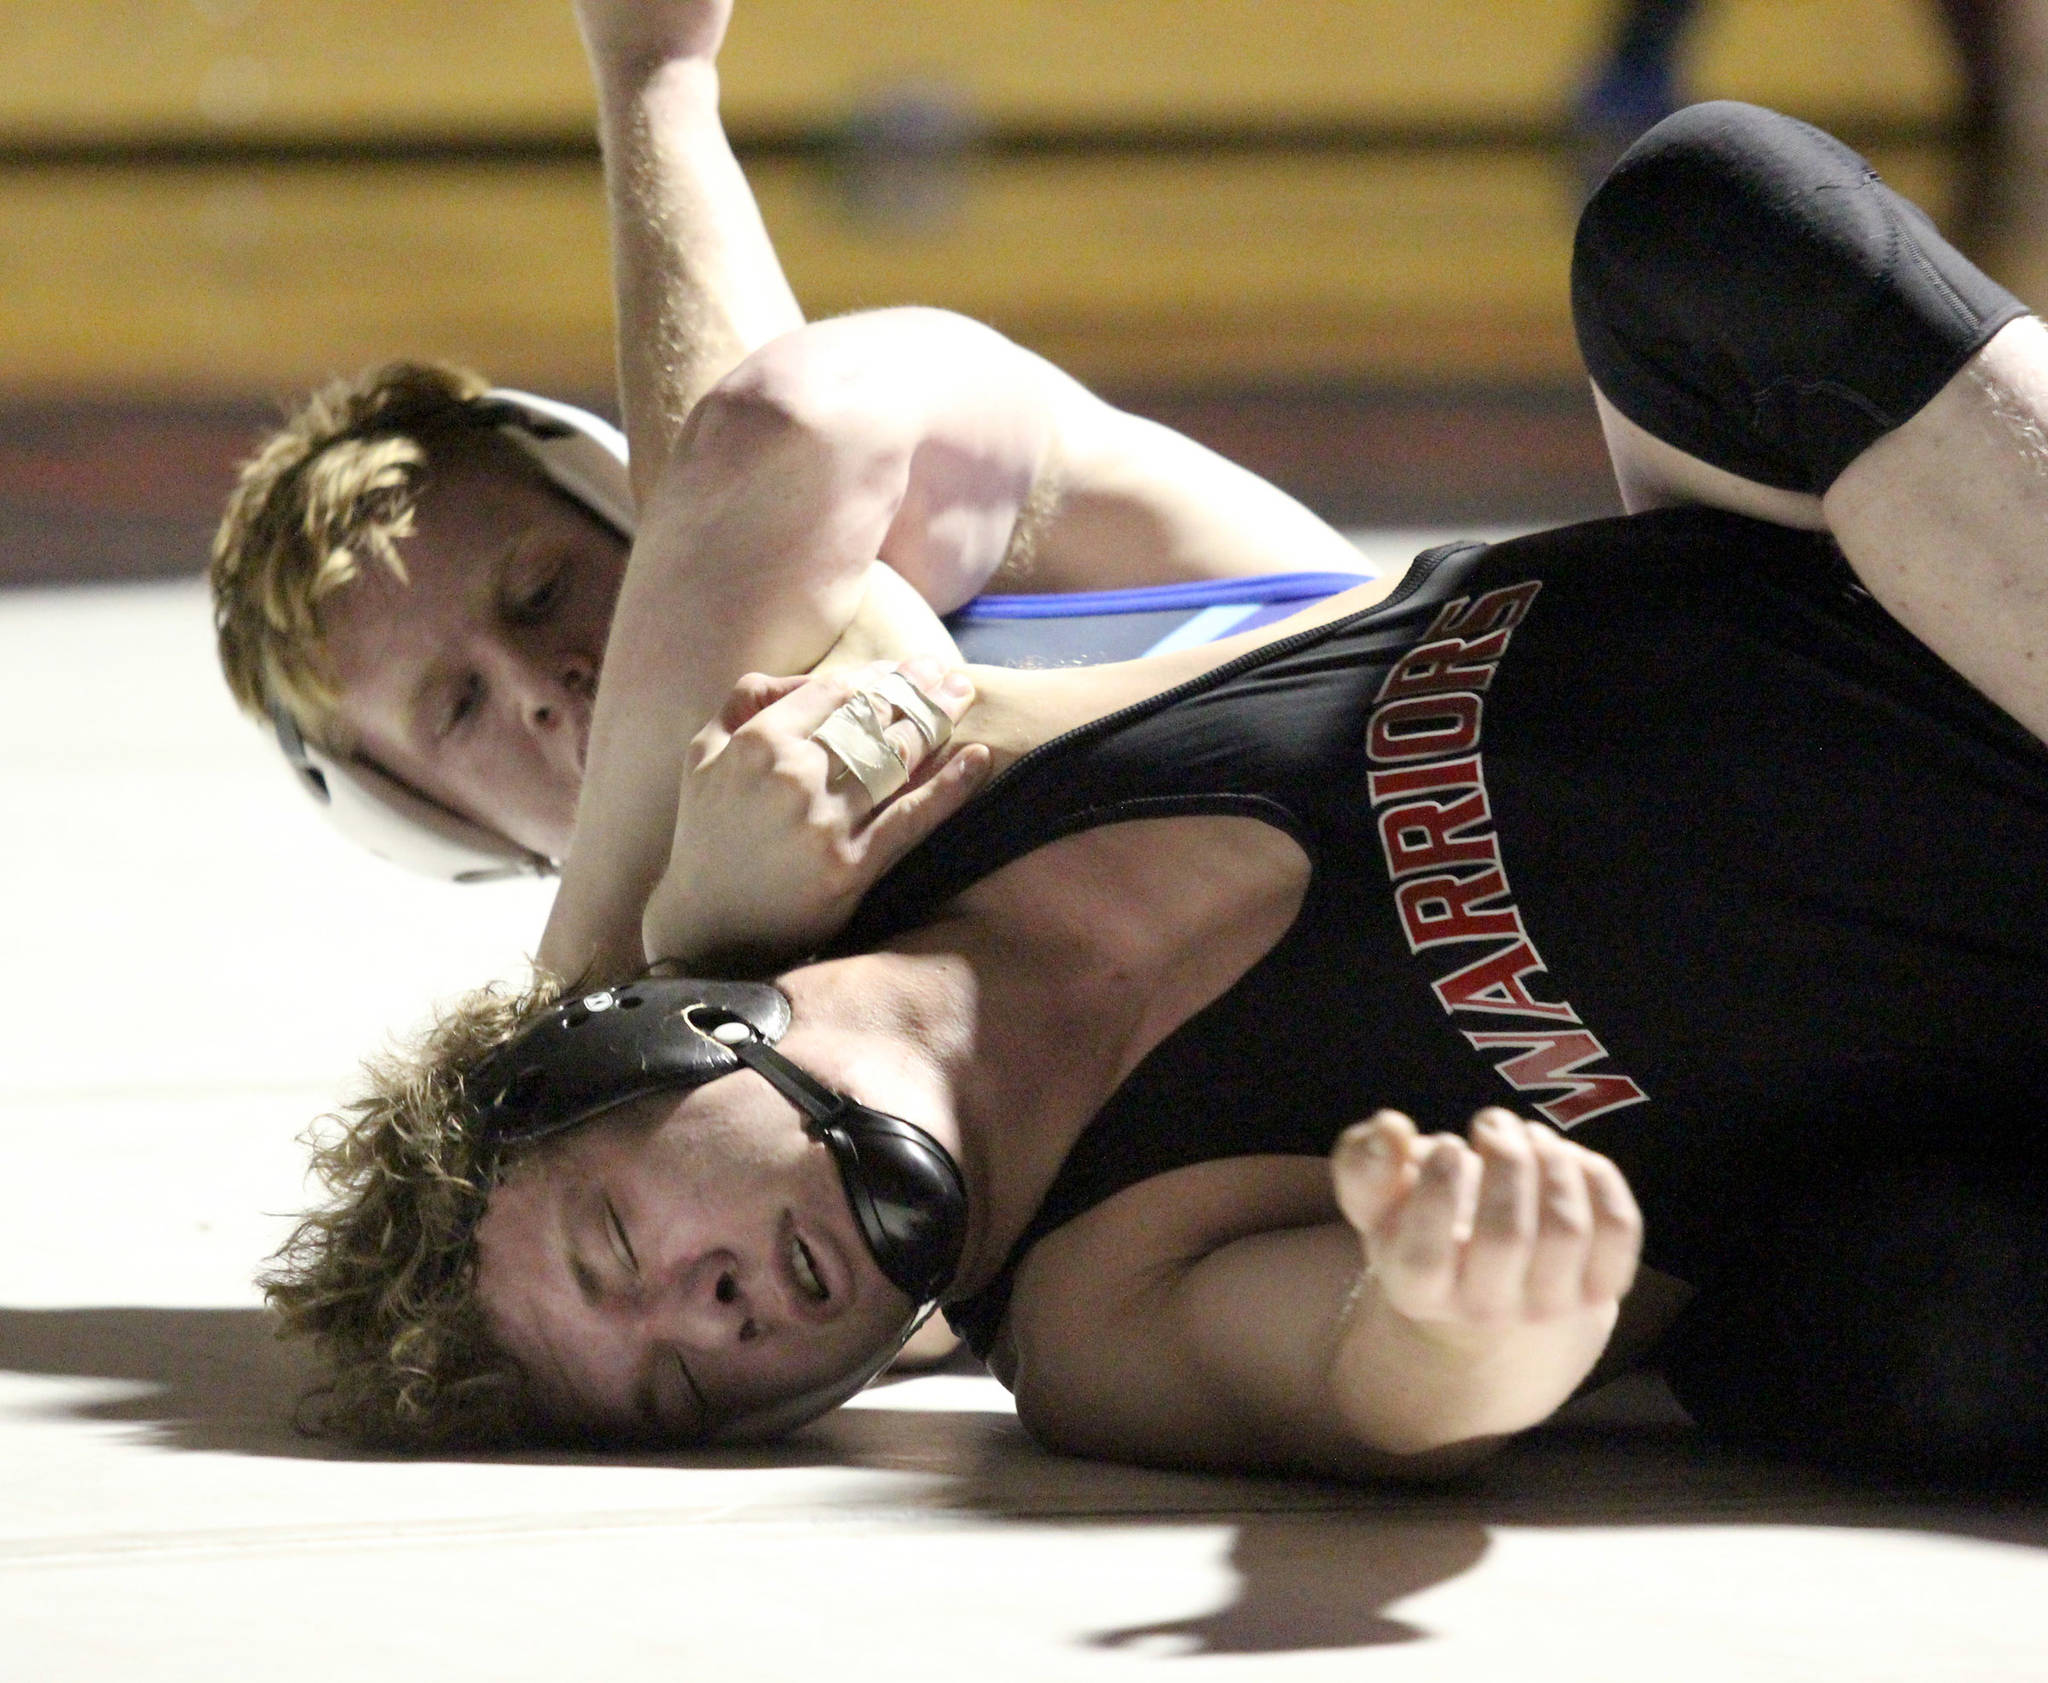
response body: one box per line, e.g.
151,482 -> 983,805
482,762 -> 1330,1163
0,1305 -> 331,1457
8,1305 -> 2048,1657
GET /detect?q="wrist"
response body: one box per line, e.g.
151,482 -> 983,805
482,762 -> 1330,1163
1333,1280 -> 1617,1455
592,48 -> 722,121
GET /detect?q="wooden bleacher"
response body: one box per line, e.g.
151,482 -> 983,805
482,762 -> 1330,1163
0,0 -> 1964,397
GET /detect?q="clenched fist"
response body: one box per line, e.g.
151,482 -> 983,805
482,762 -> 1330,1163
573,0 -> 734,74
1332,1108 -> 1640,1331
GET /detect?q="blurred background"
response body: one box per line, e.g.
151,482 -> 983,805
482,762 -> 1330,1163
0,0 -> 2007,588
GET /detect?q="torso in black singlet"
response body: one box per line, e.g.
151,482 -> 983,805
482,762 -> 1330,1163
829,508 -> 2048,1357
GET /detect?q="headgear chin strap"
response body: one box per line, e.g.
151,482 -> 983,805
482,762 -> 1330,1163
270,391 -> 635,883
271,706 -> 555,884
467,977 -> 969,1310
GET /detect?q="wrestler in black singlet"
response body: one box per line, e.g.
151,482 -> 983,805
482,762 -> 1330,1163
833,508 -> 2048,1477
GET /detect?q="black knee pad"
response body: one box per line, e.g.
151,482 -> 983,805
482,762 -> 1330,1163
1573,100 -> 2028,493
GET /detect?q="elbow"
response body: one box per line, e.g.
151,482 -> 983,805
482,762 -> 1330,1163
670,366 -> 838,487
644,341 -> 909,531
676,331 -> 883,478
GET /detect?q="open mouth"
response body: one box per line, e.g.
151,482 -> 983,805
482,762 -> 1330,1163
788,1231 -> 829,1303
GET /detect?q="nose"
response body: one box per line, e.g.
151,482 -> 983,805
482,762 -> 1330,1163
495,647 -> 595,743
653,1248 -> 769,1348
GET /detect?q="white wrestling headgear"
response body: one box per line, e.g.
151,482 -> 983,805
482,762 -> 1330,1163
270,390 -> 636,884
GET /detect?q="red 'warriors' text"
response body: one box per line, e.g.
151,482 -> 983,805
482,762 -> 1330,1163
1365,580 -> 1648,1129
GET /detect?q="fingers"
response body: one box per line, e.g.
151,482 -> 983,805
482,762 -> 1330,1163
741,657 -> 978,814
1458,1110 -> 1540,1318
867,658 -> 976,794
1581,1150 -> 1643,1303
688,672 -> 805,772
856,743 -> 993,876
1380,1135 -> 1481,1316
1331,1111 -> 1422,1234
1522,1123 -> 1596,1317
1342,1107 -> 1642,1327
716,671 -> 813,733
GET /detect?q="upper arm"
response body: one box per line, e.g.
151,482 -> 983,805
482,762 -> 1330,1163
662,308 -> 1076,612
1012,406 -> 1374,594
543,312 -> 1049,976
1006,1214 -> 1487,1482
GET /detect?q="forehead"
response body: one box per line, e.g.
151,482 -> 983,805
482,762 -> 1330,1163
407,430 -> 575,554
328,434 -> 557,618
312,438 -> 573,714
471,1125 -> 646,1424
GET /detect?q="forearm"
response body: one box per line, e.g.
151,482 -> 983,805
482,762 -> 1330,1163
580,28 -> 803,501
543,308 -> 1079,977
540,402 -> 888,980
811,559 -> 964,675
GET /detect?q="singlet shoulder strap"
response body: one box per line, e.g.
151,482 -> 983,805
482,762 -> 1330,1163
844,540 -> 1493,957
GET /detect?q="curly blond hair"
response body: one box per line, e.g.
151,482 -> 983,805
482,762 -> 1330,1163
262,969 -> 570,1448
210,361 -> 507,742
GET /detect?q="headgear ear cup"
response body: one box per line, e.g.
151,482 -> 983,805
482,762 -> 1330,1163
488,390 -> 636,539
470,979 -> 968,1306
806,1107 -> 967,1304
271,706 -> 553,882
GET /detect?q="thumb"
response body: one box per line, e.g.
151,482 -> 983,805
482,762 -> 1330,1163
718,670 -> 814,733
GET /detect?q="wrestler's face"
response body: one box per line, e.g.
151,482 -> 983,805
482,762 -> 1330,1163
474,1037 -> 918,1441
318,438 -> 628,862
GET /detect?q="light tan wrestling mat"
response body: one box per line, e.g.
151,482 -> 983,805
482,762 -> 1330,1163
5,576 -> 2047,1682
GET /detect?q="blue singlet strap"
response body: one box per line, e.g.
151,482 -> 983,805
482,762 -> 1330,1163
953,571 -> 1373,621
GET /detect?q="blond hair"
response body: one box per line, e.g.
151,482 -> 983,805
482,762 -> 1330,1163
211,361 -> 504,739
262,969 -> 569,1448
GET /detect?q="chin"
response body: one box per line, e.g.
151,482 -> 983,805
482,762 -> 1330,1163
705,1328 -> 918,1445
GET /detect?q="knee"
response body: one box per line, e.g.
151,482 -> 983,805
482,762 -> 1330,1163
1575,102 -> 1868,281
1572,101 -> 2025,495
1572,102 -> 1881,493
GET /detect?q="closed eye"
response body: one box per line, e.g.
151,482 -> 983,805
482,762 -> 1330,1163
443,672 -> 484,736
508,567 -> 566,626
605,1196 -> 639,1276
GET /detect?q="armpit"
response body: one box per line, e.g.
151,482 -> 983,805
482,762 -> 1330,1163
989,460 -> 1066,591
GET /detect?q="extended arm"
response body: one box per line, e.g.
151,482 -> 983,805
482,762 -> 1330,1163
573,0 -> 804,499
542,305 -> 1380,977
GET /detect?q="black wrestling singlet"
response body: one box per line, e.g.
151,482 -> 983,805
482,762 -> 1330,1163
835,508 -> 2048,1379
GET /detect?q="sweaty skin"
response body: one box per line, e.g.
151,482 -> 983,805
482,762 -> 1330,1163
539,307 -> 1376,982
479,263 -> 2048,1476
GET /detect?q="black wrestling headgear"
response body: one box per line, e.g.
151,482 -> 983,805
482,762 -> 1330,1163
466,977 -> 966,1305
